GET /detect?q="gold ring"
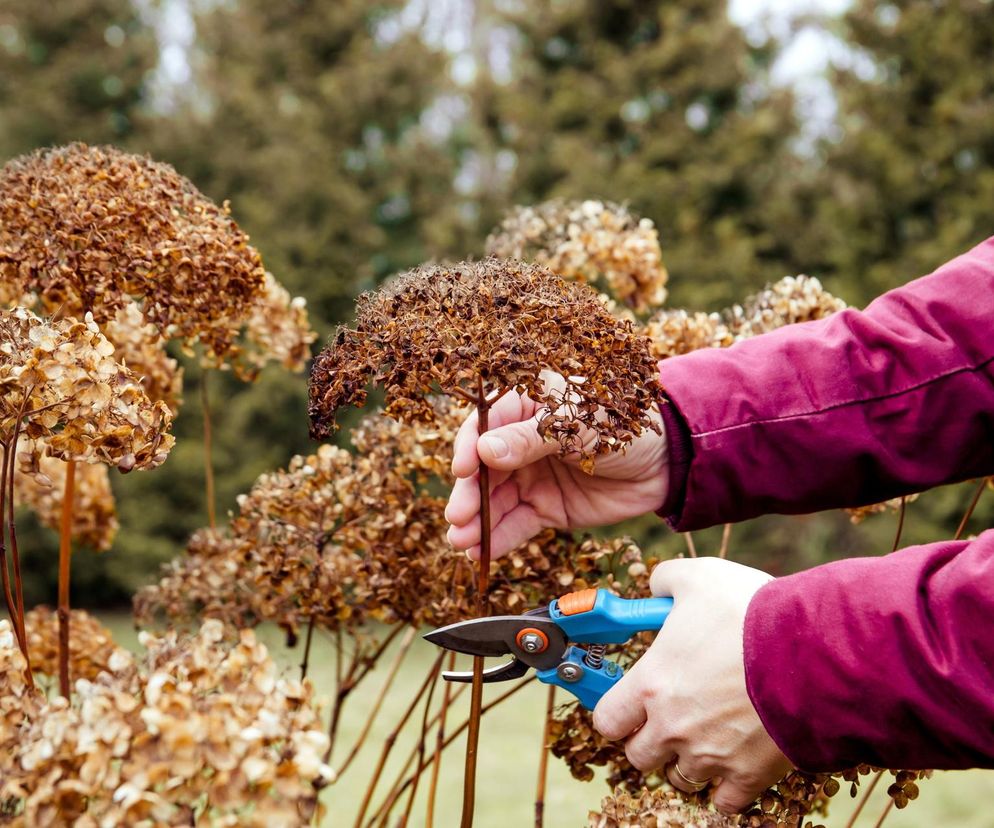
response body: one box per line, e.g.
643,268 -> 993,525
673,762 -> 711,791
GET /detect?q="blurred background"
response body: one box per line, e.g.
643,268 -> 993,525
3,1 -> 993,824
4,0 -> 991,605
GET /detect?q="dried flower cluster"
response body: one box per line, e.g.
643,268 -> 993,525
589,788 -> 734,828
309,259 -> 661,472
13,451 -> 118,551
846,494 -> 919,524
643,310 -> 733,359
486,200 -> 668,312
1,307 -> 174,471
0,618 -> 332,827
0,143 -> 315,379
724,276 -> 846,340
23,606 -> 120,682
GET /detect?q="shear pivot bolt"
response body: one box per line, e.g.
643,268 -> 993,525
515,627 -> 549,654
557,663 -> 583,683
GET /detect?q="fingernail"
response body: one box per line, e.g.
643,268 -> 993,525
481,434 -> 508,459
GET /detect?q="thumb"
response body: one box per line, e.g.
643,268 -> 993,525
478,417 -> 559,471
649,558 -> 714,598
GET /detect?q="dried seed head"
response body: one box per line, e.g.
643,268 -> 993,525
487,200 -> 668,312
589,787 -> 734,827
643,309 -> 734,359
23,606 -> 123,681
309,258 -> 661,471
726,276 -> 846,340
846,494 -> 920,524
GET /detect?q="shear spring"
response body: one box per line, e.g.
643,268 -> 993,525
583,643 -> 607,669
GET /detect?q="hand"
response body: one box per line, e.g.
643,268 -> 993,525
445,372 -> 668,560
593,558 -> 793,814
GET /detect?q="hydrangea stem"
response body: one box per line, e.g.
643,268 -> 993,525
201,371 -> 216,530
535,685 -> 555,827
845,771 -> 883,828
461,377 -> 493,828
57,459 -> 77,697
0,441 -> 25,655
425,651 -> 457,827
954,477 -> 988,540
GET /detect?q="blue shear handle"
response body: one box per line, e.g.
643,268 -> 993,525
536,646 -> 623,710
550,590 -> 674,645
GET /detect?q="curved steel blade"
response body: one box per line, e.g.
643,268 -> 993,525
441,657 -> 530,684
424,615 -> 566,672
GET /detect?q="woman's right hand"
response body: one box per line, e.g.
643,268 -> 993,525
444,373 -> 670,560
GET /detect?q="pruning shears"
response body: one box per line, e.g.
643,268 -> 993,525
424,588 -> 673,710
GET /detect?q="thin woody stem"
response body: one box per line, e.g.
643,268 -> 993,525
373,677 -> 536,820
300,616 -> 316,681
892,496 -> 907,552
954,478 -> 988,540
353,653 -> 445,828
683,532 -> 697,558
534,685 -> 555,827
201,371 -> 216,530
718,523 -> 732,559
5,397 -> 34,684
844,771 -> 883,828
425,652 -> 457,828
394,653 -> 444,827
461,376 -> 494,828
335,626 -> 417,778
871,797 -> 895,828
0,442 -> 21,641
57,459 -> 77,697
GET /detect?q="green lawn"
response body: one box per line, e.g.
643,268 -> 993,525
101,614 -> 994,827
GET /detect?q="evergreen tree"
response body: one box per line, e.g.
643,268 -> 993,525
780,0 -> 994,305
0,0 -> 154,158
488,0 -> 799,308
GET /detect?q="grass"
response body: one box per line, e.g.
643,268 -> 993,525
101,613 -> 994,827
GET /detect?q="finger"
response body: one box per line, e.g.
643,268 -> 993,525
478,417 -> 559,471
592,675 -> 647,742
487,504 -> 546,559
623,724 -> 673,774
451,408 -> 481,479
665,758 -> 719,794
711,777 -> 763,815
649,558 -> 713,598
444,469 -> 512,527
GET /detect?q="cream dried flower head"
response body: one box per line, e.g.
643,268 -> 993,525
0,306 -> 174,471
23,605 -> 123,682
726,275 -> 846,340
643,309 -> 734,359
487,200 -> 668,312
0,619 -> 332,827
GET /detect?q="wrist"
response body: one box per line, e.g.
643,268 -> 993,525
655,393 -> 692,522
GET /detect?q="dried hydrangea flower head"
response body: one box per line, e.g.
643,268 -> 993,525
23,605 -> 121,682
846,494 -> 920,524
309,259 -> 661,471
0,306 -> 174,471
487,200 -> 668,312
235,271 -> 317,378
726,275 -> 846,340
0,619 -> 332,827
589,788 -> 734,828
104,299 -> 184,412
0,143 -> 265,358
14,447 -> 119,550
643,309 -> 734,359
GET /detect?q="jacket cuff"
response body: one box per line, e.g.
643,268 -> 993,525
656,384 -> 693,527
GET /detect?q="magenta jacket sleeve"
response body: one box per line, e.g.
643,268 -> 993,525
656,236 -> 994,530
744,531 -> 994,771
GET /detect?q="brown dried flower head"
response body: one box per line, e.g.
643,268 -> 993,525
0,619 -> 332,827
104,299 -> 184,412
233,271 -> 317,378
309,259 -> 661,472
0,306 -> 174,471
0,143 -> 272,358
23,605 -> 121,682
487,200 -> 668,312
14,447 -> 119,551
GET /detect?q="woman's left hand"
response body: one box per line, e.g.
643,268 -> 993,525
592,558 -> 793,814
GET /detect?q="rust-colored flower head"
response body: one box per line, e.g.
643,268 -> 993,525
1,306 -> 174,471
309,259 -> 661,472
14,448 -> 119,551
0,619 -> 332,826
0,143 -> 266,358
487,200 -> 668,312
